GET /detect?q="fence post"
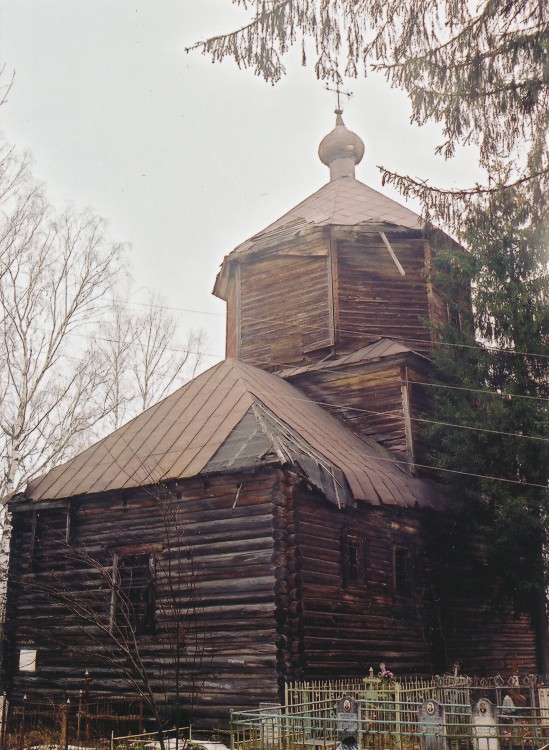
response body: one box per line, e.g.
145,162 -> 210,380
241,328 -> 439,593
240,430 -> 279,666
59,698 -> 70,750
77,689 -> 83,741
18,695 -> 27,750
395,682 -> 403,750
0,692 -> 7,750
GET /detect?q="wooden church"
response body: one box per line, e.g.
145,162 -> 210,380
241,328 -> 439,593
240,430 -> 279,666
3,112 -> 540,725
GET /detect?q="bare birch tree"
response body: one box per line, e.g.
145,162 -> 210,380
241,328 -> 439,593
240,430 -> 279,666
0,140 -> 206,502
96,296 -> 205,431
0,191 -> 122,500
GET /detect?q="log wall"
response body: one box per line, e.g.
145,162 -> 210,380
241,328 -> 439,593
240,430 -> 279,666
5,467 -> 539,729
290,482 -> 539,678
422,512 -> 539,675
5,470 -> 284,726
291,484 -> 436,675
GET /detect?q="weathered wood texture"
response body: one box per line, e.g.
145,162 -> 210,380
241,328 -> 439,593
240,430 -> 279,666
225,268 -> 240,358
225,232 -> 462,370
290,482 -> 538,677
291,484 -> 436,675
5,470 -> 284,725
284,357 -> 433,472
5,465 -> 539,729
287,365 -> 409,462
406,368 -> 435,470
336,238 -> 433,354
238,252 -> 333,368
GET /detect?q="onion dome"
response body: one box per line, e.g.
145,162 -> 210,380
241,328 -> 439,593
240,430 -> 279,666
318,109 -> 365,181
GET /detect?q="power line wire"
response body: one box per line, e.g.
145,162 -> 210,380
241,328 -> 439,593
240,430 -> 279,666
71,417 -> 549,492
107,298 -> 549,360
18,341 -> 549,441
112,298 -> 224,318
405,378 -> 549,403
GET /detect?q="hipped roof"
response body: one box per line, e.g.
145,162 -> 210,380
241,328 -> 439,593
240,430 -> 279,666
214,176 -> 423,298
24,358 -> 437,509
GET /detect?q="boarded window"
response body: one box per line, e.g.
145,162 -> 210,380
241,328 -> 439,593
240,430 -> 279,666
393,546 -> 413,595
342,532 -> 365,586
111,553 -> 155,635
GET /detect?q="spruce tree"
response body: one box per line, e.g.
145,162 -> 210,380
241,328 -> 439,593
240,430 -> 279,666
190,0 -> 548,202
428,182 -> 549,670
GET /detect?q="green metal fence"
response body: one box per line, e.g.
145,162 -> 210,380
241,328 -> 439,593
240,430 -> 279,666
233,676 -> 549,750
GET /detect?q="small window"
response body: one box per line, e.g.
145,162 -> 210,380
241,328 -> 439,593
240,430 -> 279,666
446,303 -> 461,330
393,546 -> 413,595
342,532 -> 365,586
111,553 -> 155,635
29,511 -> 44,571
19,648 -> 37,672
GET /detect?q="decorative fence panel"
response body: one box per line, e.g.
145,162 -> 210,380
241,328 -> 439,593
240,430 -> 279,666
234,675 -> 549,750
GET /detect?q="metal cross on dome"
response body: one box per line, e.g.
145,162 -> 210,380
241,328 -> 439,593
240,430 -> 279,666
325,81 -> 354,110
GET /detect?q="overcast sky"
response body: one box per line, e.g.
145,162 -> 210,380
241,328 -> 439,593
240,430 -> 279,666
0,1 -> 484,366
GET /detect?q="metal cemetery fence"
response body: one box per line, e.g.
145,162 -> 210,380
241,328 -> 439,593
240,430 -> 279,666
232,675 -> 549,750
0,693 -> 228,750
2,674 -> 548,749
0,694 -> 148,749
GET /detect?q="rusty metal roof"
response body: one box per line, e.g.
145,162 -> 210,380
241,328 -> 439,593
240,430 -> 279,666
24,358 -> 438,508
277,338 -> 430,378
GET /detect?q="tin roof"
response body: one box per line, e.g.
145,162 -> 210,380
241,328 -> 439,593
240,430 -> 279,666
24,358 -> 438,509
276,338 -> 429,379
213,177 -> 423,298
234,177 -> 420,255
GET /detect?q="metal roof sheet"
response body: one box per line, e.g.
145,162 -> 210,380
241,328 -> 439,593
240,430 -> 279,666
25,358 -> 438,509
231,177 -> 422,257
276,338 -> 430,378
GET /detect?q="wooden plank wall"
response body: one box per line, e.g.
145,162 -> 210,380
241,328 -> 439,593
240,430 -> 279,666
5,470 -> 283,726
406,368 -> 434,470
336,238 -> 432,354
287,367 -> 408,460
239,254 -> 333,368
225,268 -> 240,358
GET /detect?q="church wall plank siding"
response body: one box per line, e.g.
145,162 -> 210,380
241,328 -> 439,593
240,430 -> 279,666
287,367 -> 409,460
225,267 -> 240,358
291,486 -> 435,675
336,238 -> 432,353
290,484 -> 539,678
239,249 -> 333,368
